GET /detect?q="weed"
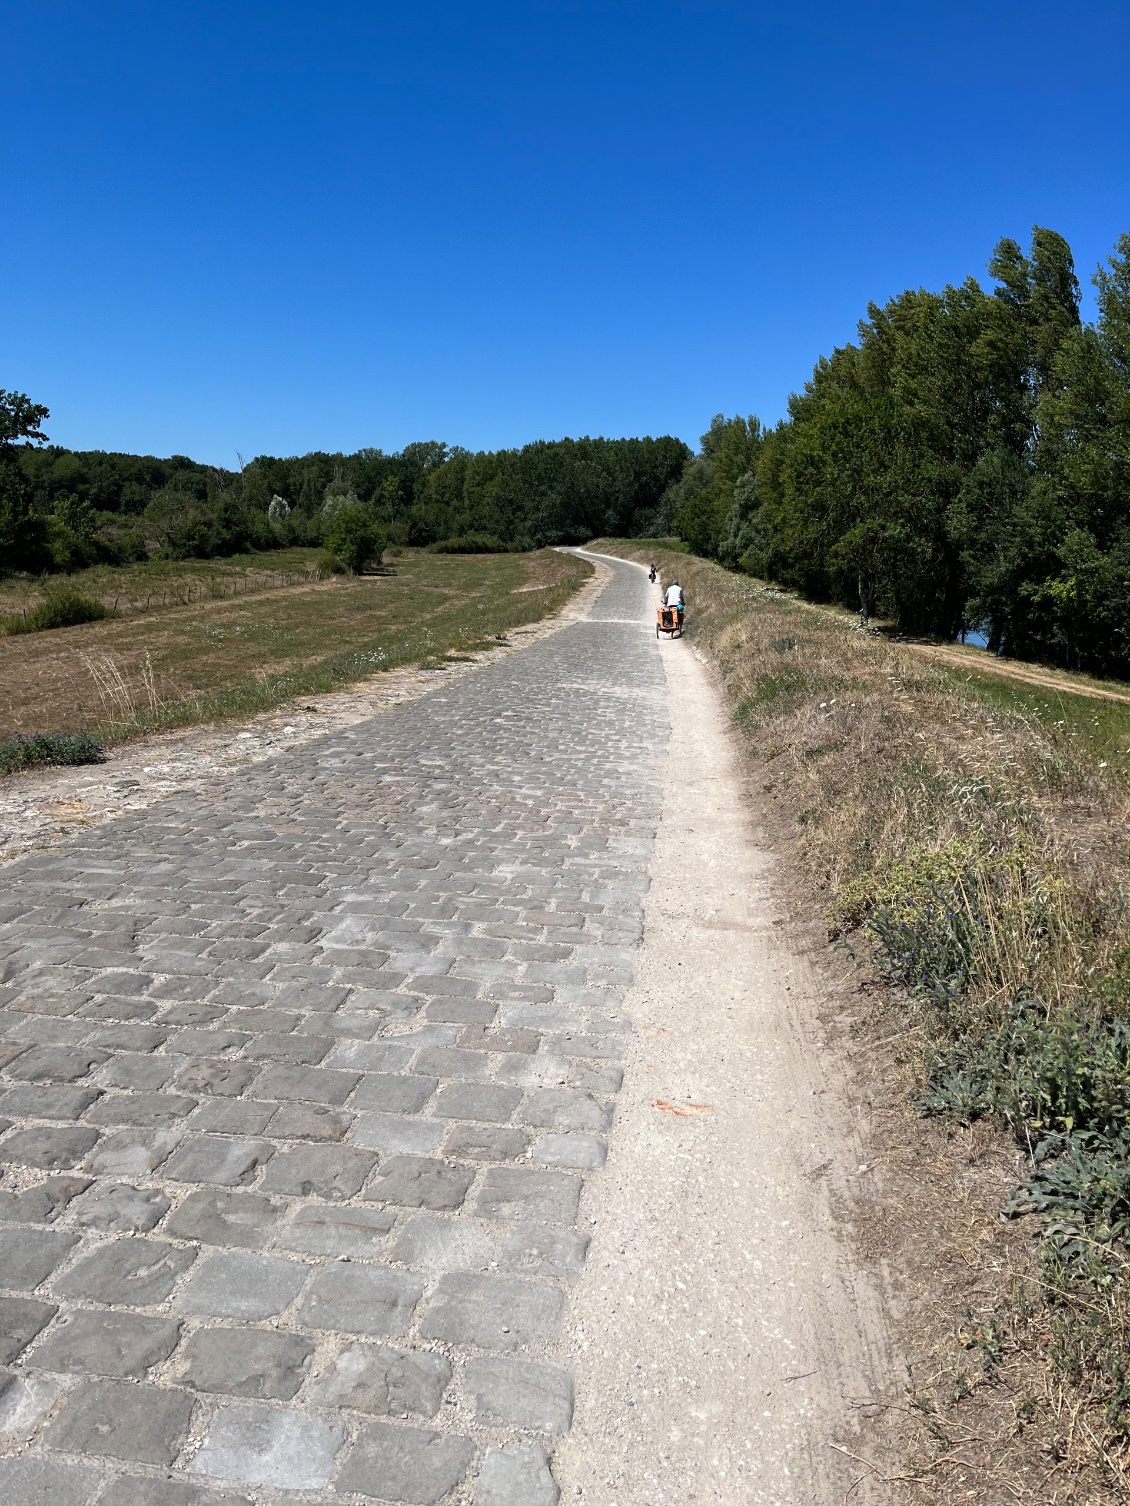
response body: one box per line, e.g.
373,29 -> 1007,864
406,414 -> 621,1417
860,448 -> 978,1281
2,588 -> 107,634
0,730 -> 104,774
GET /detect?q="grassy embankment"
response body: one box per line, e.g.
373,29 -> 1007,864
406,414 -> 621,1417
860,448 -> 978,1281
0,547 -> 591,758
595,539 -> 1130,1498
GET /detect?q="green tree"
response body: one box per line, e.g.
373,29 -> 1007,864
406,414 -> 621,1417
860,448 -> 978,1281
323,503 -> 387,573
0,389 -> 52,572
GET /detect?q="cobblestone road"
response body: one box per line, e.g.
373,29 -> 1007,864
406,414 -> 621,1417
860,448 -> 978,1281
0,558 -> 666,1506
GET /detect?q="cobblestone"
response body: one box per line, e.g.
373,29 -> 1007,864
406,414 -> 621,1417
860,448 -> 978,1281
177,1326 -> 314,1398
0,557 -> 662,1502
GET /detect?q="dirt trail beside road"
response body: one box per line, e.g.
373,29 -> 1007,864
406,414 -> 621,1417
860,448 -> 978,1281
906,639 -> 1130,704
555,555 -> 898,1504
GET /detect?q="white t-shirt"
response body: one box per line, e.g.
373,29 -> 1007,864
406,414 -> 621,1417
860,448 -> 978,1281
665,584 -> 684,607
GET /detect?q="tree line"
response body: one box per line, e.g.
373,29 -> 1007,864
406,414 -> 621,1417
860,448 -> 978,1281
0,410 -> 689,574
667,227 -> 1130,676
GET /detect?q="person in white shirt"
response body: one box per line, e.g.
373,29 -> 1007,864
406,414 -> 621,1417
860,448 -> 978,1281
664,579 -> 685,620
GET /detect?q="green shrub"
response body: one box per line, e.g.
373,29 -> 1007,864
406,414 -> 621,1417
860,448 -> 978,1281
0,730 -> 105,776
322,505 -> 387,573
2,588 -> 108,634
427,535 -> 523,554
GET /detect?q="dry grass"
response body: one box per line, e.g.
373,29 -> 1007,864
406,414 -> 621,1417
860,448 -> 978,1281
0,548 -> 591,743
0,546 -> 328,619
593,539 -> 1130,1503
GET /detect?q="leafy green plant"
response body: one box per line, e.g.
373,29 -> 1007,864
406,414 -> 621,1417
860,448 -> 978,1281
2,587 -> 108,634
322,505 -> 387,574
0,730 -> 104,774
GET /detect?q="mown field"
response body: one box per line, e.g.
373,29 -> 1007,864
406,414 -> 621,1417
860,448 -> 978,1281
595,538 -> 1130,1503
0,548 -> 591,744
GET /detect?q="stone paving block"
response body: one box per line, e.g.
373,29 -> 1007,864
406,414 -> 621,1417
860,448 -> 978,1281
433,1082 -> 522,1123
534,1132 -> 607,1169
191,1098 -> 277,1135
412,1045 -> 491,1081
260,1143 -> 375,1200
0,1125 -> 98,1170
162,1136 -> 274,1185
0,1455 -> 100,1506
32,1308 -> 181,1377
6,1016 -> 91,1045
0,1227 -> 78,1290
424,998 -> 497,1025
365,1154 -> 473,1210
468,1356 -> 574,1434
499,1225 -> 589,1280
494,1003 -> 581,1033
96,1472 -> 253,1505
554,1032 -> 624,1060
251,1063 -> 358,1104
328,1039 -> 415,1073
267,1102 -> 352,1141
502,1057 -> 623,1094
275,1203 -> 395,1258
419,1273 -> 565,1352
0,1296 -> 57,1362
79,997 -> 159,1023
274,981 -> 350,1012
87,1126 -> 182,1175
475,1442 -> 560,1506
457,1025 -> 539,1054
91,971 -> 150,996
443,1124 -> 530,1161
0,1084 -> 100,1120
350,1072 -> 436,1114
86,1092 -> 199,1127
0,1174 -> 91,1223
299,1264 -> 425,1336
54,1238 -> 196,1304
175,1250 -> 307,1318
189,1403 -> 345,1491
4,1045 -> 106,1083
241,1032 -> 332,1064
46,1377 -> 194,1465
94,1054 -> 183,1091
307,1341 -> 451,1417
157,998 -> 226,1023
4,990 -> 88,1016
391,1213 -> 497,1272
0,1365 -> 69,1446
176,1059 -> 259,1097
169,1029 -> 248,1057
70,1180 -> 170,1232
177,1326 -> 314,1399
206,981 -> 275,1007
351,1113 -> 444,1157
474,1166 -> 581,1225
165,1187 -> 282,1247
519,1090 -> 613,1134
335,1419 -> 474,1504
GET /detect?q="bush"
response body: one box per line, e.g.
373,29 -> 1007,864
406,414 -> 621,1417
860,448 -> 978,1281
2,588 -> 108,635
322,504 -> 387,573
0,730 -> 105,776
427,534 -> 523,554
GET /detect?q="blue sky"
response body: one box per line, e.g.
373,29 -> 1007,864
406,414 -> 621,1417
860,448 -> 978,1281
4,1 -> 1129,464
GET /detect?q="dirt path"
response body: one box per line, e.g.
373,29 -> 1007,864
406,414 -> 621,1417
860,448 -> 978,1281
553,555 -> 898,1504
906,640 -> 1130,704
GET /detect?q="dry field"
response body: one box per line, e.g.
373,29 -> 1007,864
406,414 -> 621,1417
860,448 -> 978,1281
0,548 -> 591,741
593,539 -> 1130,1505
